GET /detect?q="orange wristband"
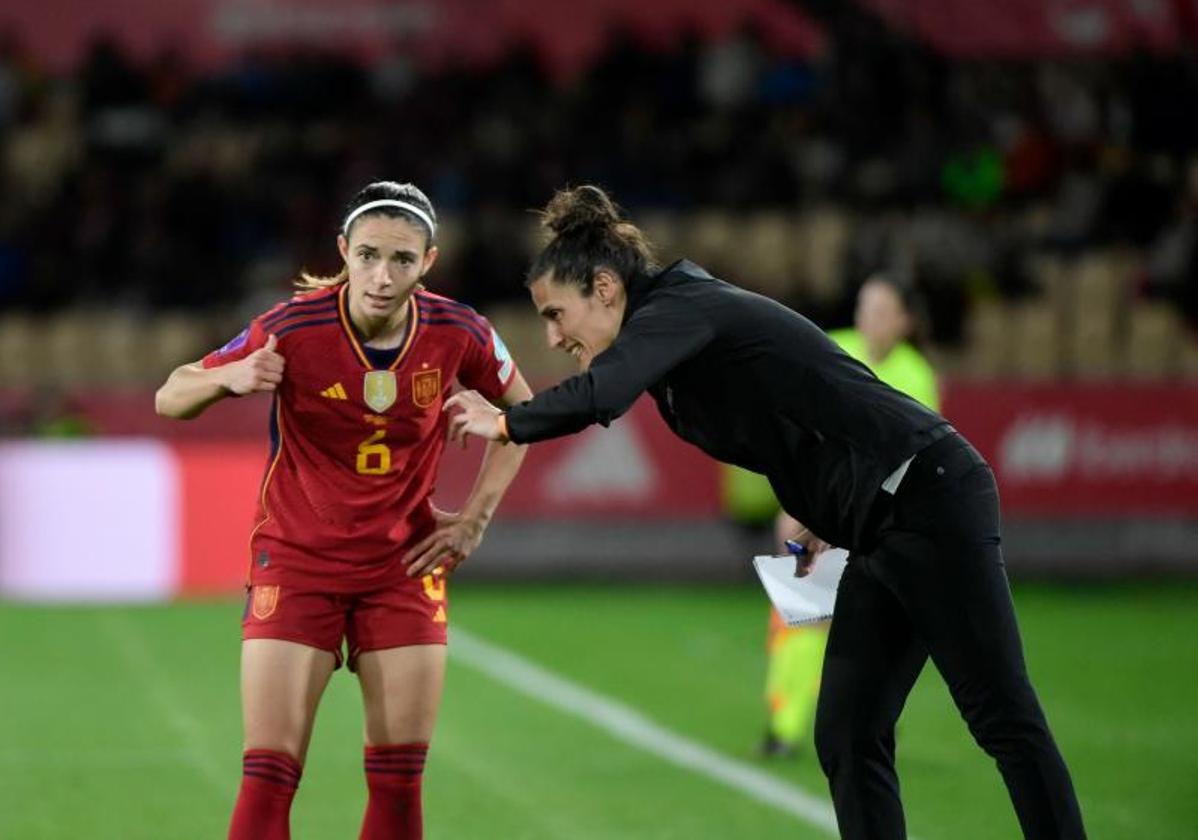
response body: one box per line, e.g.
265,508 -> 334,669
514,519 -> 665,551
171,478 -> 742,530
496,413 -> 510,443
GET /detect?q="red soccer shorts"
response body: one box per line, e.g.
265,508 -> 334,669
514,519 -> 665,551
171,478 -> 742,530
241,571 -> 448,669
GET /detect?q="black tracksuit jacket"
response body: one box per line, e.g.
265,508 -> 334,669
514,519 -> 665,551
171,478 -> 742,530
505,260 -> 952,551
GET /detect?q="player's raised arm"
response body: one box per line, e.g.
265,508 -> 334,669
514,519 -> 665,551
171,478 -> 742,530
155,334 -> 284,419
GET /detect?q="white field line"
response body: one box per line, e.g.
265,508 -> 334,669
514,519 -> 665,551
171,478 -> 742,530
450,627 -> 842,837
97,611 -> 231,797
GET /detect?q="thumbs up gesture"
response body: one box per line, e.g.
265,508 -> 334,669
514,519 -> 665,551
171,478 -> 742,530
226,334 -> 286,395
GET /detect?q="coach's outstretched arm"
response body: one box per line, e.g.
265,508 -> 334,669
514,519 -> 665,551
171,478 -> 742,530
155,334 -> 285,420
446,294 -> 712,445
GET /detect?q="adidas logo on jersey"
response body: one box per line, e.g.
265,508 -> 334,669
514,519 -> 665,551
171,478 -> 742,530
321,382 -> 348,400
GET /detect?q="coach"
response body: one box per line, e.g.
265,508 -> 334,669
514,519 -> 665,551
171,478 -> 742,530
446,185 -> 1087,840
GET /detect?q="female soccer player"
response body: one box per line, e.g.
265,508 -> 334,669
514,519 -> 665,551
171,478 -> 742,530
156,181 -> 532,840
445,185 -> 1087,840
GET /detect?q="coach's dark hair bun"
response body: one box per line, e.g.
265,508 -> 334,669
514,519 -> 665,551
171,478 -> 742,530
541,185 -> 621,237
527,185 -> 656,294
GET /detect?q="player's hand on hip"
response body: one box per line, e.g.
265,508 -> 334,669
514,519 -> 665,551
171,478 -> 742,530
444,389 -> 504,446
403,506 -> 485,577
225,334 -> 285,395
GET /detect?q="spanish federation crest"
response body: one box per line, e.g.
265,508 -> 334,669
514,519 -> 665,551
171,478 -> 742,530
363,370 -> 397,412
251,585 -> 279,620
412,368 -> 441,408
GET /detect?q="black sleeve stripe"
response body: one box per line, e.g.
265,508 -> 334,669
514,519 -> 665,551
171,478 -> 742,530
265,309 -> 340,336
274,316 -> 341,338
419,294 -> 479,317
261,298 -> 338,330
422,316 -> 488,348
421,302 -> 485,328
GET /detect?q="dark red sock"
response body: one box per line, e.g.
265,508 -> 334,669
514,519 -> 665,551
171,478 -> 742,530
228,748 -> 302,840
359,742 -> 428,840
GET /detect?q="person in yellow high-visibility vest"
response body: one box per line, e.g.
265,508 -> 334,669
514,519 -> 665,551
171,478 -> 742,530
761,273 -> 939,758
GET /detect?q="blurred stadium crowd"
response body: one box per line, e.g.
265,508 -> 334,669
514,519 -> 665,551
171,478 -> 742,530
2,2 -> 1198,397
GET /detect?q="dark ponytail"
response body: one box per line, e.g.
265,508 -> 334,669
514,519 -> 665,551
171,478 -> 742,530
527,185 -> 656,295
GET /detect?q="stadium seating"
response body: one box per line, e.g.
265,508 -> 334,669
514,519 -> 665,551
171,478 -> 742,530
1,209 -> 1195,391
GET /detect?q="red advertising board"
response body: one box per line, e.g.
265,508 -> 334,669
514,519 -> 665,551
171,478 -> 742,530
175,441 -> 269,594
943,383 -> 1198,515
3,383 -> 1195,600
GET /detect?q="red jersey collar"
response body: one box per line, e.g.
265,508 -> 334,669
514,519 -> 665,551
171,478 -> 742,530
336,284 -> 420,370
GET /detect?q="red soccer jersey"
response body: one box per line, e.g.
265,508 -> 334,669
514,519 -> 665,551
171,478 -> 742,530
202,284 -> 518,592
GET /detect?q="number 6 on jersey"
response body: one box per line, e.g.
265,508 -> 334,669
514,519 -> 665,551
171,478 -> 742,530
356,429 -> 391,475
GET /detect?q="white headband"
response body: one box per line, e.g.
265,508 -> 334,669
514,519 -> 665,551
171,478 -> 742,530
343,199 -> 437,237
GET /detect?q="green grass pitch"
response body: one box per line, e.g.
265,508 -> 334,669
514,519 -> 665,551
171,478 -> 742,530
2,582 -> 1196,839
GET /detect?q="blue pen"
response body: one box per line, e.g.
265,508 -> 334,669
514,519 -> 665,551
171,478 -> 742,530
785,539 -> 807,557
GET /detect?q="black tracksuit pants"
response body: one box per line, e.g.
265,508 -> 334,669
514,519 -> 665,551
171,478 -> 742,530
814,433 -> 1087,840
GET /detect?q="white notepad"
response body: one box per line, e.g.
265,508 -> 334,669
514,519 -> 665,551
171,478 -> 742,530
752,548 -> 849,626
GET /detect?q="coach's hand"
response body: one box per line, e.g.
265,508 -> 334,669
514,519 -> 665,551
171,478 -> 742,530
444,389 -> 505,446
403,504 -> 485,577
785,524 -> 832,578
224,334 -> 285,395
